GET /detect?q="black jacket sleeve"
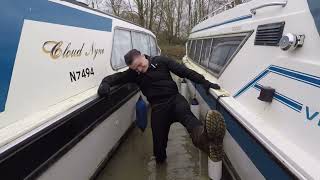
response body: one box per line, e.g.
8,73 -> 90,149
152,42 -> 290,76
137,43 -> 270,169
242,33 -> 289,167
101,69 -> 137,86
160,56 -> 211,86
98,69 -> 137,96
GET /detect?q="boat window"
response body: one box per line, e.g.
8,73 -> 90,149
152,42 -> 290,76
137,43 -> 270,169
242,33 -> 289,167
187,40 -> 192,56
200,39 -> 212,67
189,40 -> 196,59
132,32 -> 151,56
208,36 -> 245,76
111,28 -> 158,70
111,29 -> 132,69
194,40 -> 203,62
149,36 -> 157,56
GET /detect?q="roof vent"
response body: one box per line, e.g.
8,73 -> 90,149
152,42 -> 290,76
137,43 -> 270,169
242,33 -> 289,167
254,22 -> 285,46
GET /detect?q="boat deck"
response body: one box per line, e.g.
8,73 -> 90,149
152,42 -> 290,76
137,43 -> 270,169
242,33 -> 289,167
96,120 -> 232,180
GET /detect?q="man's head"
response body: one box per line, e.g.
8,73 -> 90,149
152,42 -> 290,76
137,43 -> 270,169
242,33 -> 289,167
124,49 -> 149,73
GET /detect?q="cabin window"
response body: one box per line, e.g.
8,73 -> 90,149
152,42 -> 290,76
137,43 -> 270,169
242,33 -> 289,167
187,40 -> 192,56
208,36 -> 245,76
111,29 -> 158,70
194,40 -> 203,62
149,36 -> 157,56
200,39 -> 213,67
132,32 -> 151,56
189,40 -> 196,59
111,29 -> 132,69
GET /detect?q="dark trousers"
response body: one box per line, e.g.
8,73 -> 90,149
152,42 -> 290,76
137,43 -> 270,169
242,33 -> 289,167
151,94 -> 203,162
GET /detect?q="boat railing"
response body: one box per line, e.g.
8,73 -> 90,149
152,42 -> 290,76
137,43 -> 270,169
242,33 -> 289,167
200,0 -> 251,22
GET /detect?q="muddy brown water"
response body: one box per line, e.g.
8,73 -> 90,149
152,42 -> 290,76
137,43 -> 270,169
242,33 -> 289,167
96,122 -> 210,180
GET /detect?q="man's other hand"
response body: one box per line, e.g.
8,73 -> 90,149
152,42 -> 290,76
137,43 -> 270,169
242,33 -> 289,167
203,82 -> 221,95
209,83 -> 220,90
98,82 -> 111,97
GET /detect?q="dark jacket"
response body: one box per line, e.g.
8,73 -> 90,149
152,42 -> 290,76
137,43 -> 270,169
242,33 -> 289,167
99,55 -> 211,104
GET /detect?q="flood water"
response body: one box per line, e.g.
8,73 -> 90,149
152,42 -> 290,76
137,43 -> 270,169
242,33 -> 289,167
96,122 -> 210,180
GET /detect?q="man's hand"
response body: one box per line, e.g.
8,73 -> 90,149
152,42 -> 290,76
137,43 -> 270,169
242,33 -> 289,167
98,82 -> 111,97
209,83 -> 220,90
203,82 -> 221,95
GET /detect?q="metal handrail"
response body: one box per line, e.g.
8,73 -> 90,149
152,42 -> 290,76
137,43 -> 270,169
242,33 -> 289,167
250,1 -> 287,15
200,0 -> 236,22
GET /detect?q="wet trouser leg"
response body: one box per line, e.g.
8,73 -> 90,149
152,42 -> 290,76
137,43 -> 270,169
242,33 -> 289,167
150,94 -> 203,163
173,94 -> 226,161
151,94 -> 225,162
172,94 -> 210,153
151,101 -> 172,163
173,94 -> 203,132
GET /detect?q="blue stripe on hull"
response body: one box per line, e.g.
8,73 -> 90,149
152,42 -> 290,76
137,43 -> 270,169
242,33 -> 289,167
192,82 -> 295,179
0,0 -> 112,112
234,65 -> 320,98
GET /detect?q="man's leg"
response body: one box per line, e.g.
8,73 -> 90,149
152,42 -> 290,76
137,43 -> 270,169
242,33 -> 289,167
151,102 -> 172,163
173,94 -> 226,162
173,94 -> 202,132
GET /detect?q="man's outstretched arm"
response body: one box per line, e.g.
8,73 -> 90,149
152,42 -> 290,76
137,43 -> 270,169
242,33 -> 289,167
98,69 -> 136,96
160,56 -> 220,91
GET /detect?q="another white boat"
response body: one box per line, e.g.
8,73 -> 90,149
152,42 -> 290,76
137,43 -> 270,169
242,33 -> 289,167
183,0 -> 320,179
0,0 -> 159,179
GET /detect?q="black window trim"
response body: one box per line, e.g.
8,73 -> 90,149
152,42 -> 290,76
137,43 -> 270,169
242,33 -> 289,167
187,30 -> 254,78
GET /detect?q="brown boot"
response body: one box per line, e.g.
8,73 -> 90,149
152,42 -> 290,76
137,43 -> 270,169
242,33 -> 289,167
190,126 -> 209,153
190,110 -> 226,162
205,110 -> 226,162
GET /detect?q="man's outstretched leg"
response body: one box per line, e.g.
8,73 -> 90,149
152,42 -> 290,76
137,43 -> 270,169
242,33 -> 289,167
173,94 -> 226,162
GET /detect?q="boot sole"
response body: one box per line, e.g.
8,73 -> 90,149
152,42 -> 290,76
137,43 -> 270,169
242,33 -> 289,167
205,110 -> 226,162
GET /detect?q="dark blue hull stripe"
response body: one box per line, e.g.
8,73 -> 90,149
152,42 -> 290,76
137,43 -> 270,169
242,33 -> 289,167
234,65 -> 320,98
0,0 -> 112,112
192,82 -> 295,179
191,14 -> 252,33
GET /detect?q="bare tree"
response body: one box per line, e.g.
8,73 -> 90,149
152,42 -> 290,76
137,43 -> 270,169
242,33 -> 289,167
134,0 -> 145,27
175,0 -> 183,37
188,0 -> 192,31
106,0 -> 124,16
235,0 -> 242,5
155,0 -> 164,35
148,0 -> 156,31
163,0 -> 176,44
88,0 -> 244,45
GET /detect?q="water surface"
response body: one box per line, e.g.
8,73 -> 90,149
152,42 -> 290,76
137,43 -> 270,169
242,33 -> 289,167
97,122 -> 209,180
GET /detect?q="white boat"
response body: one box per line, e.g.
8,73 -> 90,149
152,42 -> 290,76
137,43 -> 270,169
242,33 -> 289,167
0,0 -> 159,179
183,0 -> 320,179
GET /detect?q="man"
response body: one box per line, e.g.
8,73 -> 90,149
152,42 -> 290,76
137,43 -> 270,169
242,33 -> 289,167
98,49 -> 226,164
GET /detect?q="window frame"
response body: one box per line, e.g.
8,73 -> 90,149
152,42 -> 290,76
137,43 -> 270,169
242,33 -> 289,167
187,31 -> 253,77
194,39 -> 203,63
208,41 -> 243,75
199,38 -> 213,67
131,31 -> 151,56
198,40 -> 204,63
190,40 -> 197,60
110,26 -> 158,70
187,40 -> 191,55
149,35 -> 158,57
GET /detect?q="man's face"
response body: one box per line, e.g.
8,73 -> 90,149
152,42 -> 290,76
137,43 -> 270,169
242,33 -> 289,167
128,55 -> 149,73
